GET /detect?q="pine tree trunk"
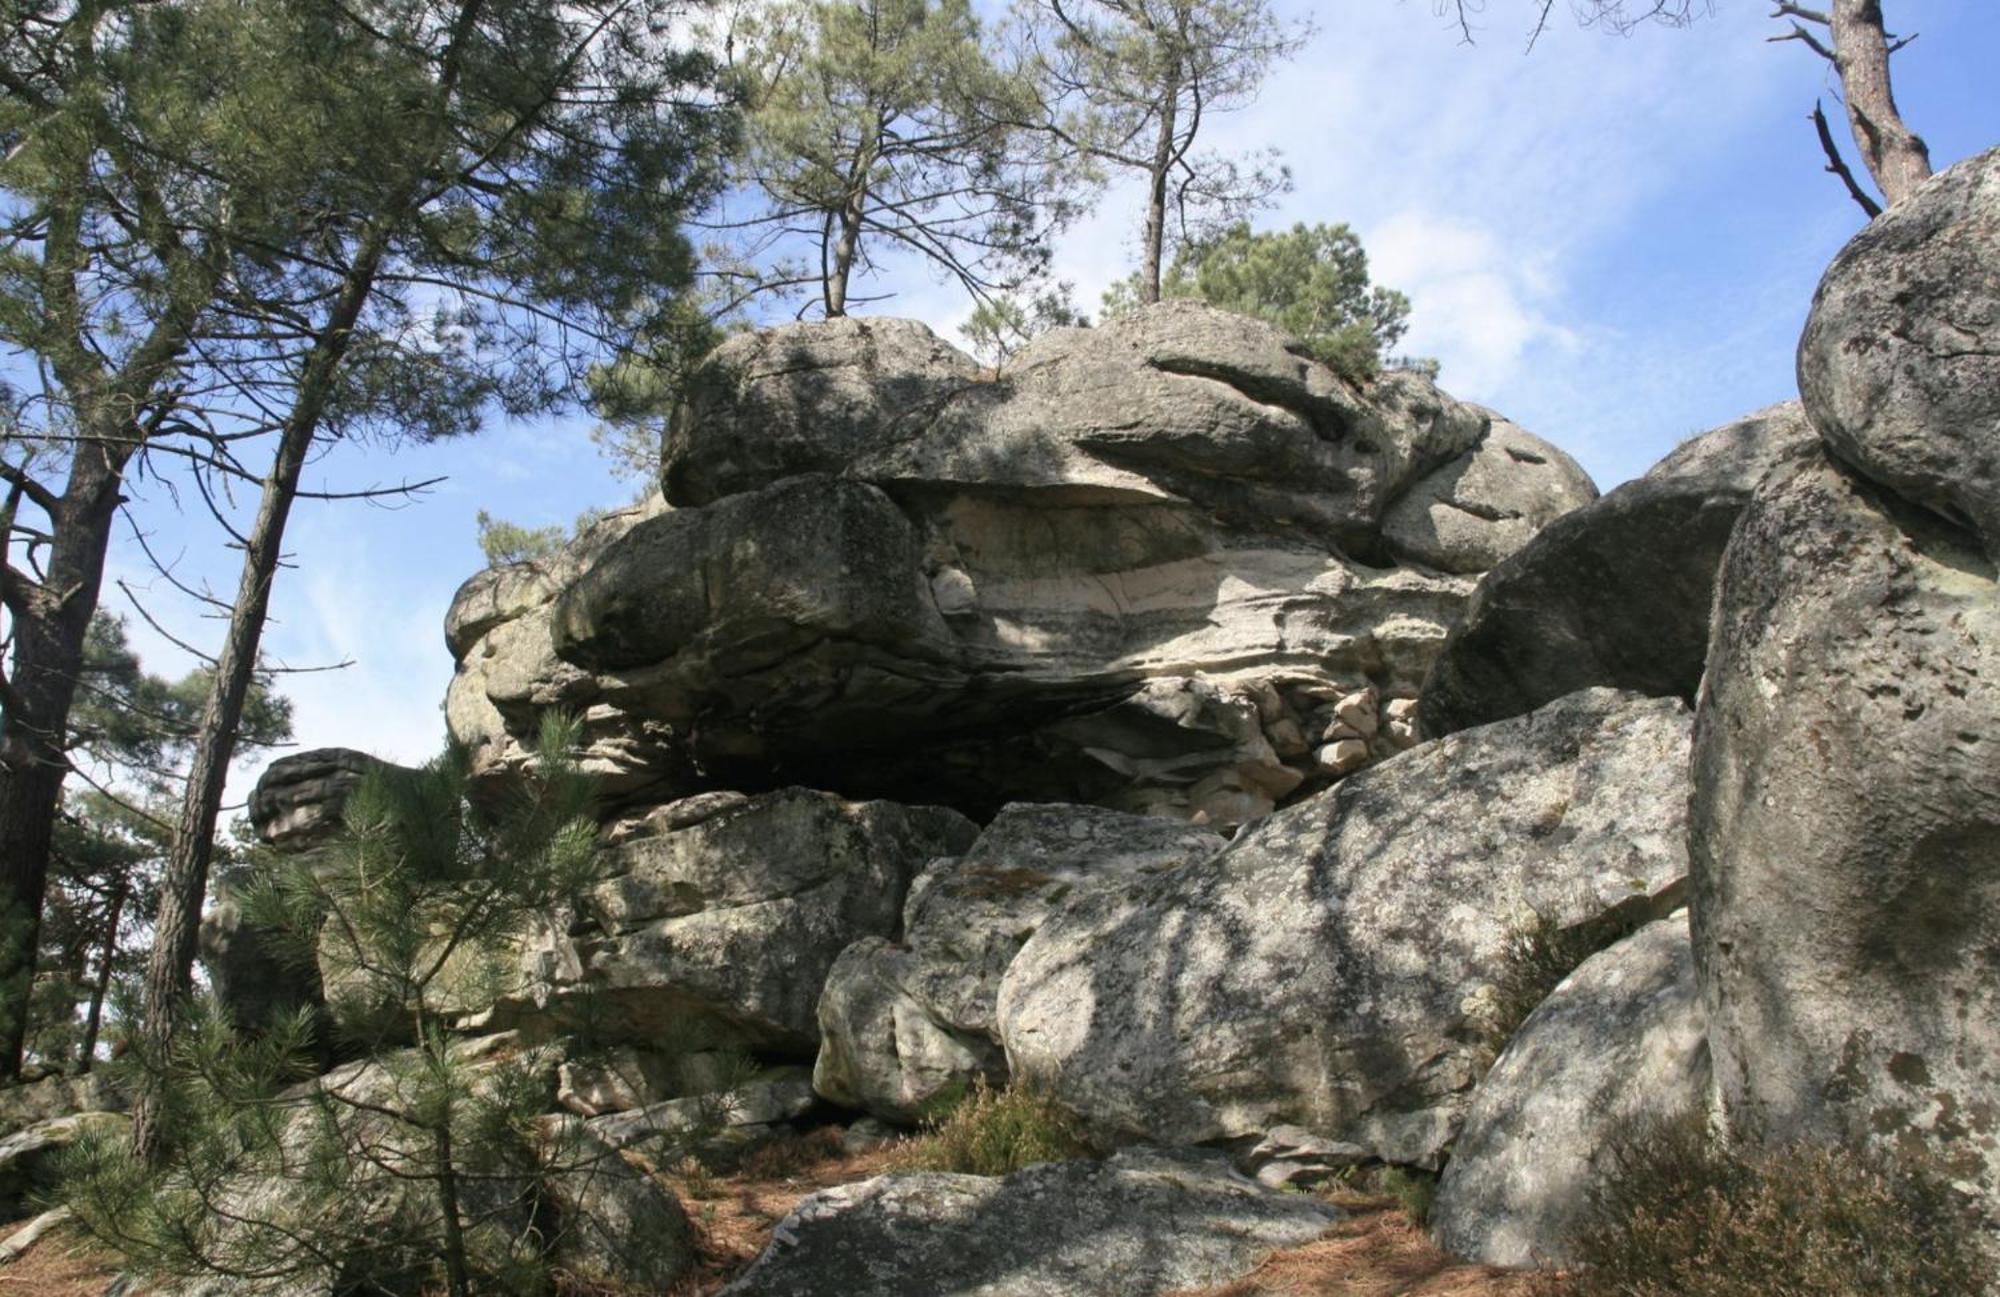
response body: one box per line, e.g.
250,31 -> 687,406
75,876 -> 125,1073
131,229 -> 391,1163
0,446 -> 130,1080
1830,0 -> 1932,206
434,1116 -> 473,1297
1139,77 -> 1181,305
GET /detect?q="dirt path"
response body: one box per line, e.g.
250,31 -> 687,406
0,1129 -> 1539,1297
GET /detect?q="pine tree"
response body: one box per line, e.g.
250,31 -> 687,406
1103,221 -> 1422,384
721,0 -> 1080,317
59,716 -> 613,1296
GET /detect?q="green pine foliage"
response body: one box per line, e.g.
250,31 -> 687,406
726,0 -> 1077,316
474,510 -> 568,567
1104,220 -> 1421,384
959,282 -> 1089,365
58,716 -> 610,1296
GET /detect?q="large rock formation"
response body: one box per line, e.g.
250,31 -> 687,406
1799,144 -> 2000,558
449,304 -> 1595,825
1431,916 -> 1712,1268
1691,449 -> 2000,1223
814,804 -> 1223,1123
997,688 -> 1692,1167
717,1148 -> 1340,1297
1420,403 -> 1814,738
483,787 -> 976,1054
1692,150 -> 2000,1245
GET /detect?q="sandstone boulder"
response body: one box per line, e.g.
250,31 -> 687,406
1799,146 -> 2000,557
814,804 -> 1222,1123
504,788 -> 977,1053
1420,403 -> 1813,737
998,688 -> 1692,1167
1431,916 -> 1712,1268
1382,412 -> 1598,574
666,315 -> 982,507
717,1147 -> 1340,1297
1691,449 -> 2000,1229
448,306 -> 1595,826
442,495 -> 685,805
246,748 -> 390,850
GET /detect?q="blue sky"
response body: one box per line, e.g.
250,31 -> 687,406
98,0 -> 1999,793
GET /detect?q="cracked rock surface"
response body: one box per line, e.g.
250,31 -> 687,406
449,302 -> 1594,826
717,1147 -> 1341,1297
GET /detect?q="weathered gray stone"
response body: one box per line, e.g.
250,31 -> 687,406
812,938 -> 1007,1126
814,804 -> 1222,1123
0,1111 -> 128,1215
1799,146 -> 2000,556
452,309 -> 1592,825
1383,413 -> 1597,574
556,1047 -> 683,1117
1431,916 -> 1712,1268
717,1147 -> 1340,1297
534,788 -> 976,1052
1420,403 -> 1814,738
246,748 -> 389,850
998,689 -> 1692,1168
0,1072 -> 124,1139
585,1071 -> 816,1152
666,316 -> 983,508
442,495 -> 683,804
1691,449 -> 2000,1230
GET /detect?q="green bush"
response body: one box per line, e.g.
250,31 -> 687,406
894,1080 -> 1094,1177
1485,904 -> 1647,1053
1541,1111 -> 1987,1297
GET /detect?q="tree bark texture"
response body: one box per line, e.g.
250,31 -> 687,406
1831,0 -> 1932,206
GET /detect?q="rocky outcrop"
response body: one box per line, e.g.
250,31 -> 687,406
584,1070 -> 817,1159
814,804 -> 1222,1123
1799,146 -> 2000,558
204,750 -> 417,1035
486,788 -> 977,1053
1419,403 -> 1814,738
997,688 -> 1692,1168
1382,411 -> 1599,574
449,304 -> 1594,825
717,1147 -> 1340,1297
1690,448 -> 2000,1225
1431,916 -> 1712,1268
0,1111 -> 128,1216
246,748 -> 394,849
444,494 -> 686,804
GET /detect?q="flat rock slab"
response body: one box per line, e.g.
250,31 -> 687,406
718,1148 -> 1340,1297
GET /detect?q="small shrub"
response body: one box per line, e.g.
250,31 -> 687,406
1540,1111 -> 1987,1297
893,1080 -> 1093,1177
1374,1165 -> 1438,1228
1485,904 -> 1647,1052
475,510 -> 566,565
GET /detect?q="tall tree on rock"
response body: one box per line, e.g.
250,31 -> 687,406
1455,0 -> 1931,216
1010,0 -> 1308,303
726,0 -> 1078,318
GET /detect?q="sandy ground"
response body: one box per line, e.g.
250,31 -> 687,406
0,1129 -> 1539,1297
